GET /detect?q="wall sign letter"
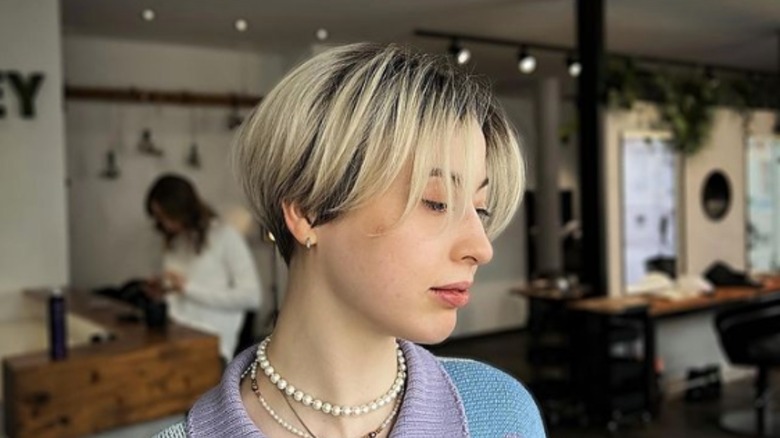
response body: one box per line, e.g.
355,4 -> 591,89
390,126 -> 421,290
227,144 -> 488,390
0,70 -> 46,119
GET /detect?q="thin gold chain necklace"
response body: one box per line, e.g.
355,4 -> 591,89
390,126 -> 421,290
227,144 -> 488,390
246,360 -> 401,438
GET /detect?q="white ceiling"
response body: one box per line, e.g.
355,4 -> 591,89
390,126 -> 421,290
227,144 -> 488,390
62,0 -> 779,91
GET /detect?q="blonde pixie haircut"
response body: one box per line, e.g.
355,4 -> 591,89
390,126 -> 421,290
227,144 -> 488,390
234,43 -> 525,264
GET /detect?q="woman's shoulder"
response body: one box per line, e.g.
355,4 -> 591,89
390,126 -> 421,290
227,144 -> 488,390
207,219 -> 244,243
438,357 -> 535,404
439,357 -> 547,437
207,219 -> 230,235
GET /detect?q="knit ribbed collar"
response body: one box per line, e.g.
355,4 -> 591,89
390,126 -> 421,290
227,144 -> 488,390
186,340 -> 469,437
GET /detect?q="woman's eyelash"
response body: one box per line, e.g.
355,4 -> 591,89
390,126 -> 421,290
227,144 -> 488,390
422,199 -> 448,212
476,208 -> 492,220
422,199 -> 492,220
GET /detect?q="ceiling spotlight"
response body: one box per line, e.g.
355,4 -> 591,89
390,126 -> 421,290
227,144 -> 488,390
141,9 -> 155,22
235,19 -> 248,32
449,40 -> 471,65
517,47 -> 536,74
316,28 -> 329,41
566,55 -> 582,77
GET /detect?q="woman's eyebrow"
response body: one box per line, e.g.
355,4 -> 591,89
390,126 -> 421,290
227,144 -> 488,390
429,168 -> 489,191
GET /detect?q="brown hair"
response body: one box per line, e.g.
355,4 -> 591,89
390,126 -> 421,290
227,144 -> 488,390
145,174 -> 217,254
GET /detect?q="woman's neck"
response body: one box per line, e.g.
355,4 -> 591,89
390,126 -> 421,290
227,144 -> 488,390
270,284 -> 399,406
250,262 -> 402,437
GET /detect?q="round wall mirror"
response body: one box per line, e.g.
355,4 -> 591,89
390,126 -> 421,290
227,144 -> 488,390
701,170 -> 731,221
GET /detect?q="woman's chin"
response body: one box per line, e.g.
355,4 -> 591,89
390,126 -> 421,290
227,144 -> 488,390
404,314 -> 458,345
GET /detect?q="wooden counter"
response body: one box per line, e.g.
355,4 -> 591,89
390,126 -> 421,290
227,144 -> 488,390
566,286 -> 778,317
512,275 -> 780,318
3,289 -> 222,438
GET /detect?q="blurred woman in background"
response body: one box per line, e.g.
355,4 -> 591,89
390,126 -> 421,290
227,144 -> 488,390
145,174 -> 262,361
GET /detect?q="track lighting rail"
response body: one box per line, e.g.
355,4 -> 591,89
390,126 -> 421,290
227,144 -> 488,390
415,29 -> 777,79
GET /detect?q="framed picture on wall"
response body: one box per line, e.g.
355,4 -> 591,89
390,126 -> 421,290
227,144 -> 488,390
621,132 -> 679,288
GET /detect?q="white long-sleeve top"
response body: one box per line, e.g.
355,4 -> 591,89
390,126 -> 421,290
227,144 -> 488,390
163,220 -> 261,360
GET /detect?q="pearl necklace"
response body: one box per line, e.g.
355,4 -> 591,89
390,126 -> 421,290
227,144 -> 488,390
246,360 -> 402,438
255,336 -> 407,418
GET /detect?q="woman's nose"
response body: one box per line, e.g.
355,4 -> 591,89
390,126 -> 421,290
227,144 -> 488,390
453,209 -> 494,266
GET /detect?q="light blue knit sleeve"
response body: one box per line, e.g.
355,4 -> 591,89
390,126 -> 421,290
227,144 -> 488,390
441,358 -> 546,438
152,421 -> 187,438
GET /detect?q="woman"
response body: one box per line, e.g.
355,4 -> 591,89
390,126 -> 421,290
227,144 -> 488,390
156,43 -> 545,437
146,174 -> 262,361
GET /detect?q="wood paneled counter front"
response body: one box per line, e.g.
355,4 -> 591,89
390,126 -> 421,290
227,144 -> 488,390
3,290 -> 222,438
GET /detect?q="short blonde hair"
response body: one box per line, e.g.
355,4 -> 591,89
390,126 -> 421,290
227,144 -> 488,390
234,43 -> 525,264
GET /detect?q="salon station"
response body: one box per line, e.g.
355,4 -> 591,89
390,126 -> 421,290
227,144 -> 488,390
2,1 -> 780,437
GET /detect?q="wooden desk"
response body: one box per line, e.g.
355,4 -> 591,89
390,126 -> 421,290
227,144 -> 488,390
515,283 -> 780,431
3,290 -> 222,438
567,286 -> 777,318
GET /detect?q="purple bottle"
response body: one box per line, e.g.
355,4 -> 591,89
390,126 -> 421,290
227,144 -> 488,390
48,288 -> 67,360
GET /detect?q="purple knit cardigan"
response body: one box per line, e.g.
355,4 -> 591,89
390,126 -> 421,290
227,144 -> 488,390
185,340 -> 469,437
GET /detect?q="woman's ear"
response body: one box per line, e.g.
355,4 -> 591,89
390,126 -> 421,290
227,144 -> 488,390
281,201 -> 317,247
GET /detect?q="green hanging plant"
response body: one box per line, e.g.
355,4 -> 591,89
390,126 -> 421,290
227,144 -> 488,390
606,58 -> 641,110
605,58 -> 779,155
654,73 -> 716,155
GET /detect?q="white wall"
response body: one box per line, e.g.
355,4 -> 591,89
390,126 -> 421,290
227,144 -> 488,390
684,109 -> 747,275
605,102 -> 778,388
0,0 -> 68,319
63,36 -> 287,333
64,36 -> 280,95
684,110 -> 776,275
606,104 -> 777,295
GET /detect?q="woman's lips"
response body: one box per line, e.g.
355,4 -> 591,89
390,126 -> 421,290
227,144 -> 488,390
430,286 -> 471,308
434,281 -> 472,291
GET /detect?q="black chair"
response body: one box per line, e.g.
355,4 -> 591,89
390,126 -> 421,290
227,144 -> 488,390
715,293 -> 780,436
645,255 -> 677,279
